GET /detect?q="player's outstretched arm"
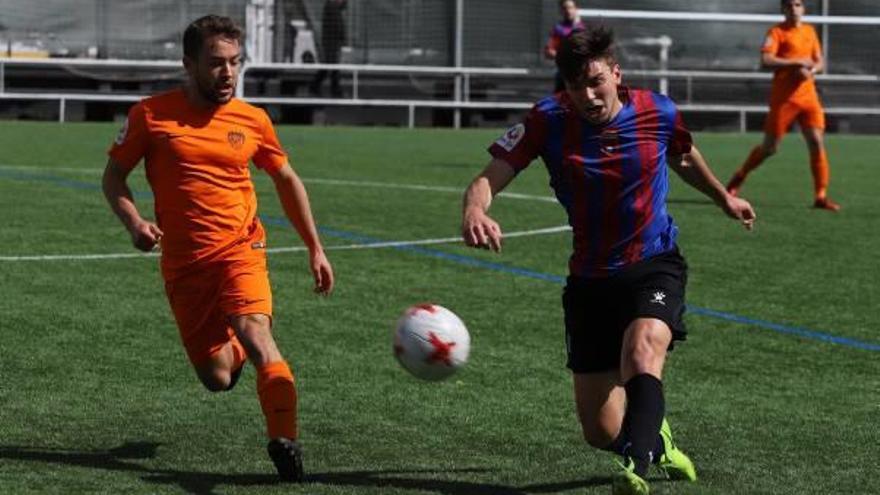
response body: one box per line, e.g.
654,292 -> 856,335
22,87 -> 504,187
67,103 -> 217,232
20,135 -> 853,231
668,146 -> 756,230
461,158 -> 517,252
267,163 -> 334,295
761,51 -> 814,70
101,158 -> 163,251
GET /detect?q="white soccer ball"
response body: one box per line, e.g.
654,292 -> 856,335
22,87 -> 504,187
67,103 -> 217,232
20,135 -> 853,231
393,304 -> 470,381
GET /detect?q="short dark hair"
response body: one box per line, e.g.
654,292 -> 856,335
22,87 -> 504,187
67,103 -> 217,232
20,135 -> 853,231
182,15 -> 243,59
559,0 -> 576,7
555,25 -> 616,84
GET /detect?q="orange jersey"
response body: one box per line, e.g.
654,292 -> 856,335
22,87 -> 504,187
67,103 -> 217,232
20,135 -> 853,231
108,89 -> 288,280
762,22 -> 822,106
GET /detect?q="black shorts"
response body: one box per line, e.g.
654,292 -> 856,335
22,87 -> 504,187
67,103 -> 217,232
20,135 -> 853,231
563,247 -> 688,374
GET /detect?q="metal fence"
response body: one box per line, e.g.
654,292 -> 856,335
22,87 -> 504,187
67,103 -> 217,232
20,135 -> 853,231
1,1 -> 878,131
3,1 -> 877,71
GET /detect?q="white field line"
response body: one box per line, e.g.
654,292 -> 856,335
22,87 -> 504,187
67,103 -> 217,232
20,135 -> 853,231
0,164 -> 107,174
270,225 -> 571,253
302,177 -> 558,203
0,226 -> 571,262
0,164 -> 558,203
0,164 -> 566,262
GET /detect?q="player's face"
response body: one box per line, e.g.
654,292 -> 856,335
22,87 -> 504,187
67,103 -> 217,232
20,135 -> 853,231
565,59 -> 622,125
782,0 -> 805,23
561,1 -> 578,22
185,34 -> 241,105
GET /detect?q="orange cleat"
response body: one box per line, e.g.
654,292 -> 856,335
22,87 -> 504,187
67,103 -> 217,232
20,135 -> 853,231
812,197 -> 841,212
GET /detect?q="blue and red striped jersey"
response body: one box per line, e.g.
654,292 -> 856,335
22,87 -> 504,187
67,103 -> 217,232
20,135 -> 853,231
546,19 -> 586,53
488,87 -> 693,278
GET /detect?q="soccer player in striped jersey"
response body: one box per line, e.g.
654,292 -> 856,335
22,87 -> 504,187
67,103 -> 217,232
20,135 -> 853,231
544,0 -> 586,92
462,27 -> 755,495
726,0 -> 840,211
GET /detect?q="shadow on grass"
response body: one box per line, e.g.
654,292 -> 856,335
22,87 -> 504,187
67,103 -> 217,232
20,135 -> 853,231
309,469 -> 612,494
0,442 -> 611,495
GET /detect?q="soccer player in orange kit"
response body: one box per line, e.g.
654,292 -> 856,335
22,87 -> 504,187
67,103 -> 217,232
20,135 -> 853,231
726,0 -> 840,211
101,15 -> 334,482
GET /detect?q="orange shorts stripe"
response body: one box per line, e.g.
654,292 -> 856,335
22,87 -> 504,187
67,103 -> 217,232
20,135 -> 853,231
164,250 -> 272,365
764,99 -> 825,137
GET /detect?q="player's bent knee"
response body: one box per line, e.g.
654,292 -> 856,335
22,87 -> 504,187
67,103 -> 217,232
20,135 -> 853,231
231,313 -> 281,366
623,322 -> 670,376
624,340 -> 659,374
198,372 -> 232,392
760,134 -> 780,155
582,427 -> 616,449
235,313 -> 271,333
195,366 -> 234,392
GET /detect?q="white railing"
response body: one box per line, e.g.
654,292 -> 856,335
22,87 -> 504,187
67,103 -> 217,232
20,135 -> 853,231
1,58 -> 879,130
237,62 -> 530,127
625,69 -> 880,108
0,57 -> 529,127
579,8 -> 880,74
677,104 -> 880,133
580,8 -> 880,25
237,62 -> 531,97
0,58 -> 183,95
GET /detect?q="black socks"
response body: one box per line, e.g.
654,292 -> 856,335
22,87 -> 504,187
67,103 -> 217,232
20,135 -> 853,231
622,374 -> 665,476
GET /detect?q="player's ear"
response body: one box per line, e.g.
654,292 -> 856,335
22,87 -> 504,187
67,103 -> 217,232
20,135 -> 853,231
611,63 -> 622,84
182,56 -> 196,75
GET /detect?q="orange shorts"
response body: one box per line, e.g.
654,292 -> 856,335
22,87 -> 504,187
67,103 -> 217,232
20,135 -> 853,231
764,98 -> 825,137
164,248 -> 272,365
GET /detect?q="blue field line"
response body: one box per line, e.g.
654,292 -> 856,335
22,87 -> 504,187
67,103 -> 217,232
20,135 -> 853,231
0,169 -> 153,199
316,224 -> 567,283
4,170 -> 877,352
686,307 -> 880,351
268,217 -> 880,353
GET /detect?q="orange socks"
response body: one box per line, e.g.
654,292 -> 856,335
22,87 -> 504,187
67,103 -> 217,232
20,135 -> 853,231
727,146 -> 767,195
810,148 -> 830,199
256,361 -> 298,440
733,143 -> 831,201
740,145 -> 767,177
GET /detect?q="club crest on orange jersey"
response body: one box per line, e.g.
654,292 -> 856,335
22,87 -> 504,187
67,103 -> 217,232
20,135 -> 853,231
227,129 -> 246,150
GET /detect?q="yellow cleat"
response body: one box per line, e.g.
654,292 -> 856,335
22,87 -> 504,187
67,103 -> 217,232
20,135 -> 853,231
612,457 -> 650,495
657,418 -> 697,482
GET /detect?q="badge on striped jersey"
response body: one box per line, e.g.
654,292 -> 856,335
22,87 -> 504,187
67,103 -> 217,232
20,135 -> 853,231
114,118 -> 129,145
496,123 -> 525,152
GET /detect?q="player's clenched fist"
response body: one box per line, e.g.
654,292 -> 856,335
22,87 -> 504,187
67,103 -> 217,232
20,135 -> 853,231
129,220 -> 163,252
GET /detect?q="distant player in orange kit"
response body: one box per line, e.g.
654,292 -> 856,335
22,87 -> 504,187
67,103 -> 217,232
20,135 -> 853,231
726,0 -> 840,211
101,15 -> 334,482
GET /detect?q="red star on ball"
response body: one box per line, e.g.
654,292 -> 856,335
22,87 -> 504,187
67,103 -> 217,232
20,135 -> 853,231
426,331 -> 456,366
407,303 -> 437,316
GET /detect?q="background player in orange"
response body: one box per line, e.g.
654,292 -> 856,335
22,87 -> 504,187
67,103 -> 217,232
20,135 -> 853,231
727,0 -> 839,211
101,15 -> 334,482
